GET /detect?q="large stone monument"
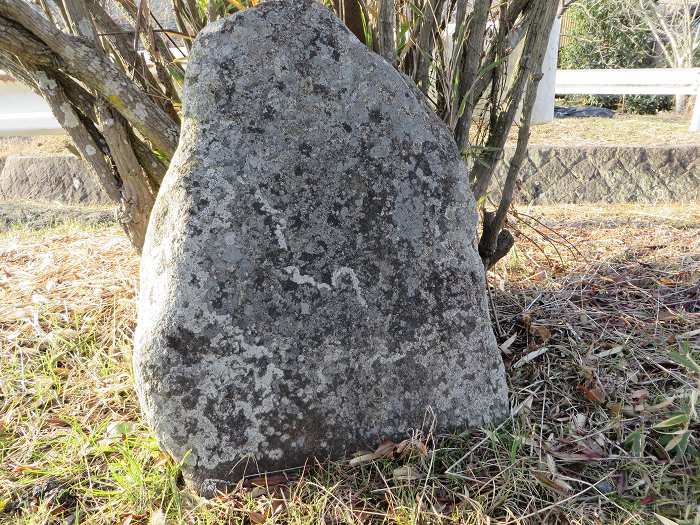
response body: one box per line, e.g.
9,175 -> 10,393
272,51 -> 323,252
134,0 -> 509,493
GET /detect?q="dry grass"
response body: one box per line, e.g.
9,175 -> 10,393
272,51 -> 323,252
0,135 -> 74,190
0,205 -> 698,524
0,136 -> 72,161
0,201 -> 115,233
511,113 -> 700,147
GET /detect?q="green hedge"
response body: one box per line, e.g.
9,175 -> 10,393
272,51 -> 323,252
559,0 -> 672,114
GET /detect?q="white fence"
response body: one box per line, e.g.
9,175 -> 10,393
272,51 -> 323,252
0,75 -> 63,136
555,68 -> 700,131
0,66 -> 699,135
0,47 -> 186,136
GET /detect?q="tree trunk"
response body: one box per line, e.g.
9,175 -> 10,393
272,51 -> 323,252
377,0 -> 396,63
342,0 -> 367,44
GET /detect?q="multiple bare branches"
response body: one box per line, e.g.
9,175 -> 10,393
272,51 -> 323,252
0,0 -> 560,268
271,0 -> 562,268
364,0 -> 559,268
637,0 -> 700,111
478,1 -> 559,269
0,0 -> 177,248
639,0 -> 700,69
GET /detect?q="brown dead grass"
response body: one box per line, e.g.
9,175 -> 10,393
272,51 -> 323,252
509,113 -> 700,147
0,205 -> 698,524
0,114 -> 690,170
0,136 -> 72,160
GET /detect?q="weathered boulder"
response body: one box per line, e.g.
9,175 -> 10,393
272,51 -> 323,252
0,154 -> 111,205
134,0 -> 508,493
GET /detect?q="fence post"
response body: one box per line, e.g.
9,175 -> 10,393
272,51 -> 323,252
531,16 -> 562,125
690,83 -> 700,132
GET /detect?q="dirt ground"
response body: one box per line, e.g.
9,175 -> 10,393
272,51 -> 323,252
508,113 -> 700,147
0,112 -> 695,166
0,136 -> 72,159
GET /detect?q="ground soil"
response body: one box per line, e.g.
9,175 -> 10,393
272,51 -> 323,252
0,200 -> 115,232
508,113 -> 700,147
0,135 -> 72,159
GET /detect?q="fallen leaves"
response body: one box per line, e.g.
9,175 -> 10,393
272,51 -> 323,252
512,347 -> 549,369
533,471 -> 573,495
653,414 -> 689,430
530,324 -> 552,343
247,510 -> 267,524
392,465 -> 421,482
348,452 -> 378,467
499,333 -> 518,355
120,513 -> 146,525
654,513 -> 681,525
577,382 -> 607,404
533,455 -> 576,495
349,437 -> 428,467
591,345 -> 624,360
245,473 -> 297,488
147,509 -> 166,525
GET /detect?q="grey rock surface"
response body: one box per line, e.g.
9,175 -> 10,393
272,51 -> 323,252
0,154 -> 112,205
491,145 -> 700,204
134,0 -> 508,493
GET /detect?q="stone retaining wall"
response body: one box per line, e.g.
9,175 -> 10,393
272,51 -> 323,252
0,154 -> 111,205
0,146 -> 697,208
492,145 -> 700,204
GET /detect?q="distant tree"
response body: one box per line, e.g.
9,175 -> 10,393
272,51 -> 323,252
559,0 -> 672,114
0,0 -> 559,269
636,0 -> 700,111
